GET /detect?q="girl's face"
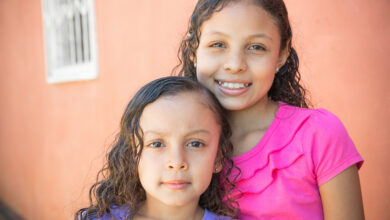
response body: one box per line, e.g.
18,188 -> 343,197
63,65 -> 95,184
196,1 -> 288,111
138,92 -> 221,210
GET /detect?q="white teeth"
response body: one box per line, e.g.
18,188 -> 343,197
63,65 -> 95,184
217,81 -> 250,89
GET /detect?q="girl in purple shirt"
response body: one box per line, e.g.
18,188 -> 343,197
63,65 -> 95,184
75,77 -> 239,219
176,0 -> 364,219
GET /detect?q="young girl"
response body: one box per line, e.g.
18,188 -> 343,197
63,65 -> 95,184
176,0 -> 364,219
75,77 -> 239,220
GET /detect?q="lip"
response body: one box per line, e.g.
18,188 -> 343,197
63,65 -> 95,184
215,79 -> 251,96
215,79 -> 252,85
162,180 -> 190,190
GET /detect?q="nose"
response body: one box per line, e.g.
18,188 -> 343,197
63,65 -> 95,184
166,147 -> 188,171
223,49 -> 247,73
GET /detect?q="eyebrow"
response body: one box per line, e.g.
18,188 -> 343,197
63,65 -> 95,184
203,31 -> 273,41
143,129 -> 211,136
202,31 -> 229,37
250,33 -> 273,41
186,129 -> 211,135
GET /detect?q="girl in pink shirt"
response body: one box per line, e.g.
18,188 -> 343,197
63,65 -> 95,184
176,0 -> 364,219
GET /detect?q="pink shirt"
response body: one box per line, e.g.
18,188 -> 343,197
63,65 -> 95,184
229,103 -> 363,220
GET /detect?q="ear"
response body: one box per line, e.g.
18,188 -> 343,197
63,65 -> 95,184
189,48 -> 197,63
190,54 -> 195,62
276,44 -> 290,71
213,149 -> 223,173
214,162 -> 223,173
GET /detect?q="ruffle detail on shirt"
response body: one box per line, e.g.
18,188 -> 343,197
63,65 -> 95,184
229,105 -> 311,196
232,146 -> 303,197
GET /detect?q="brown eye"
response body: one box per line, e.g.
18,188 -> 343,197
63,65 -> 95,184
186,141 -> 204,148
148,142 -> 164,148
210,42 -> 226,48
248,44 -> 266,51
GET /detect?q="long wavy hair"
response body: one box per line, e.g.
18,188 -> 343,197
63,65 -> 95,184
174,0 -> 311,108
75,76 -> 239,220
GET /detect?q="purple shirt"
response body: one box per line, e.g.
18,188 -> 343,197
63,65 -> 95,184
87,206 -> 233,219
228,102 -> 363,219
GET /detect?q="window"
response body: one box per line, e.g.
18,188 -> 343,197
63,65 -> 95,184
41,0 -> 98,83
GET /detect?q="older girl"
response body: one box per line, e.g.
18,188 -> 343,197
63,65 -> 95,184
176,0 -> 364,219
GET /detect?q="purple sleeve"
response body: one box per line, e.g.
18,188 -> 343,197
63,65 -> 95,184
305,109 -> 363,186
202,209 -> 235,220
84,205 -> 129,220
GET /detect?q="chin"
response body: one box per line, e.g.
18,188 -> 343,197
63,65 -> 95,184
220,101 -> 251,111
162,199 -> 192,207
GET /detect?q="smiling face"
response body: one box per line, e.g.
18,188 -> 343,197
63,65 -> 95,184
196,1 -> 288,111
138,92 -> 221,209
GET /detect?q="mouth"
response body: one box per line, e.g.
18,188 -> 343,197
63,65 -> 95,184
215,80 -> 251,89
162,180 -> 190,190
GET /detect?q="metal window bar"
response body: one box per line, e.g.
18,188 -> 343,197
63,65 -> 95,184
42,0 -> 97,83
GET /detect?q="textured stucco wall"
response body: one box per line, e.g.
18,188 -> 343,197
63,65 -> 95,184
0,0 -> 388,219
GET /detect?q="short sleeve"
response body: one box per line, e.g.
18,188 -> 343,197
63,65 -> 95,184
202,209 -> 235,220
304,109 -> 363,186
82,205 -> 129,220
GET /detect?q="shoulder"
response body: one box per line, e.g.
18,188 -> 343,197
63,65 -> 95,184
278,103 -> 348,136
202,209 -> 236,220
279,102 -> 339,122
277,104 -> 362,163
307,108 -> 347,132
284,107 -> 364,184
280,104 -> 356,153
83,205 -> 130,220
304,108 -> 352,145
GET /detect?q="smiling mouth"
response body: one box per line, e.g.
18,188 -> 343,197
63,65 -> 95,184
215,80 -> 251,89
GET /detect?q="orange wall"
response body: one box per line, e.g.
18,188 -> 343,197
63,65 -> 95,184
285,1 -> 390,219
0,0 -> 388,219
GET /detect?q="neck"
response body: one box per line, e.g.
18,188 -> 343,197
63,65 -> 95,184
227,98 -> 278,139
136,199 -> 204,220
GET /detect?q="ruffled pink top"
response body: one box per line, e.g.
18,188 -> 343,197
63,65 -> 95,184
229,103 -> 363,220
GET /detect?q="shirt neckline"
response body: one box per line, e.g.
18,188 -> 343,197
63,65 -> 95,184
232,102 -> 286,163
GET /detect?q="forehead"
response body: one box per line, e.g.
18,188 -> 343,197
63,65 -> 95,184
200,1 -> 280,40
140,92 -> 220,131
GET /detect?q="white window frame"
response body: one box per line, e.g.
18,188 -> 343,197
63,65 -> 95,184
41,0 -> 98,84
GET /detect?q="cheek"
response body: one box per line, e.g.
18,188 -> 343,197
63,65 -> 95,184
196,50 -> 220,75
137,158 -> 146,181
196,58 -> 220,88
137,154 -> 155,181
248,58 -> 278,79
202,144 -> 219,172
196,72 -> 211,87
192,152 -> 217,189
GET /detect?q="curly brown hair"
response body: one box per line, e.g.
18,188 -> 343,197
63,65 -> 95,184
75,76 -> 239,220
173,0 -> 311,108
